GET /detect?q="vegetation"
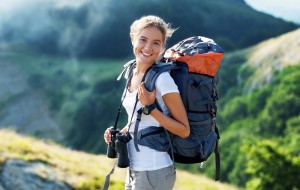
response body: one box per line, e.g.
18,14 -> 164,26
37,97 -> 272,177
0,129 -> 124,190
1,0 -> 298,58
0,129 -> 239,190
215,55 -> 300,189
0,51 -> 128,151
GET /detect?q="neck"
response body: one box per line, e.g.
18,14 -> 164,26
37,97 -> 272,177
135,60 -> 154,75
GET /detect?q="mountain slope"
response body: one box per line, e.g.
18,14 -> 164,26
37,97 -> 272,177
0,129 -> 239,190
244,28 -> 300,91
216,28 -> 300,187
218,28 -> 300,101
0,61 -> 63,141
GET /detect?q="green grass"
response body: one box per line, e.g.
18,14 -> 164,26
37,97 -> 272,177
0,129 -> 124,190
0,129 -> 240,190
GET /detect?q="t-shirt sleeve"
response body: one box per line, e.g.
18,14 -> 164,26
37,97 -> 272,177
155,72 -> 179,97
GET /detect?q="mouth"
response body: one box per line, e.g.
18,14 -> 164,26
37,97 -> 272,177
141,51 -> 152,57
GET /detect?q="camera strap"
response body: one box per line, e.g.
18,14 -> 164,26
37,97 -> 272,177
103,160 -> 117,190
113,60 -> 136,130
103,61 -> 136,190
127,66 -> 153,152
103,62 -> 152,190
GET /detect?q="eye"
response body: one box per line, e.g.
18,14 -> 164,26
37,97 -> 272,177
153,41 -> 161,46
139,38 -> 147,42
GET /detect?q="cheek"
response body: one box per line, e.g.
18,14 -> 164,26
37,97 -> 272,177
154,46 -> 164,55
132,42 -> 139,54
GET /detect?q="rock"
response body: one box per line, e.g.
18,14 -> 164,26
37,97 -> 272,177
0,159 -> 71,190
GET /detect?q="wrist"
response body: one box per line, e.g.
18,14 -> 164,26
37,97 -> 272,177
142,103 -> 156,115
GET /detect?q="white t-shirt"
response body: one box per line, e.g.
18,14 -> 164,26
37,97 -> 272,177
122,71 -> 179,171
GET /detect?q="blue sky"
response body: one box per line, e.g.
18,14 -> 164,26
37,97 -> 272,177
245,0 -> 300,24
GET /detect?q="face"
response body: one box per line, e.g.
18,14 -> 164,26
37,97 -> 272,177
132,26 -> 164,65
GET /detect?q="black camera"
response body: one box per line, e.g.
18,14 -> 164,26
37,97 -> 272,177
106,128 -> 132,168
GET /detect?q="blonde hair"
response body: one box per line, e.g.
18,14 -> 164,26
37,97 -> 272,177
130,15 -> 175,44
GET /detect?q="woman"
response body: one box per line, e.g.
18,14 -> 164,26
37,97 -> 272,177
104,15 -> 190,190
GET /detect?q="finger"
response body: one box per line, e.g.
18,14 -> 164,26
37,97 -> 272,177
139,83 -> 145,93
104,128 -> 112,144
140,82 -> 149,93
104,133 -> 110,144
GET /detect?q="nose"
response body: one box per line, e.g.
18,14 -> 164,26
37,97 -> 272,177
144,42 -> 153,51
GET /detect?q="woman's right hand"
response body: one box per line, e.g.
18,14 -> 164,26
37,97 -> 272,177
104,127 -> 113,144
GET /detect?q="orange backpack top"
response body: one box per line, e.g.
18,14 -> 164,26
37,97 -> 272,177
164,36 -> 224,76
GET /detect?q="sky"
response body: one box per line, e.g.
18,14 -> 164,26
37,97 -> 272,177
0,0 -> 300,24
245,0 -> 300,24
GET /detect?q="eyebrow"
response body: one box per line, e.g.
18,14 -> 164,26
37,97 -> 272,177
140,36 -> 162,43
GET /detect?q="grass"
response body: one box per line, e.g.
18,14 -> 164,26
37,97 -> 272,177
0,128 -> 124,189
0,129 -> 239,190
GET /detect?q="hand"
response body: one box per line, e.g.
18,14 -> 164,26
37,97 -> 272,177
138,82 -> 156,106
104,127 -> 113,144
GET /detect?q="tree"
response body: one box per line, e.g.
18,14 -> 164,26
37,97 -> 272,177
244,140 -> 300,190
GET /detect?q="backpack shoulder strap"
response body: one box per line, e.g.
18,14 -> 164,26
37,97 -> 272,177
117,59 -> 136,81
143,61 -> 177,92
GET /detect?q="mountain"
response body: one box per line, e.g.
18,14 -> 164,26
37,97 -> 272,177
0,129 -> 239,190
241,28 -> 300,91
0,0 -> 298,58
215,28 -> 300,188
218,28 -> 300,100
0,61 -> 63,141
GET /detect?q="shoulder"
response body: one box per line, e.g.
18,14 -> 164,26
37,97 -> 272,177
155,71 -> 179,96
156,71 -> 172,81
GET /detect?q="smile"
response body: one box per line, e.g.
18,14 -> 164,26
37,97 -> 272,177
141,51 -> 152,57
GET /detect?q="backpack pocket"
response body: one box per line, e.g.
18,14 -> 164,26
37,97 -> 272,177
137,127 -> 170,152
173,112 -> 217,161
187,74 -> 215,113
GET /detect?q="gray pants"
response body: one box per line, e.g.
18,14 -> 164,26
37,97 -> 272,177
125,165 -> 176,190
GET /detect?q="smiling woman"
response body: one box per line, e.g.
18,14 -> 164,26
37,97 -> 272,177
103,15 -> 190,190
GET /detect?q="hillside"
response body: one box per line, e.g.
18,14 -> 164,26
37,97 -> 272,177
0,0 -> 298,58
0,61 -> 64,141
216,28 -> 300,189
0,50 -> 126,150
244,28 -> 300,91
218,28 -> 300,101
0,129 -> 239,190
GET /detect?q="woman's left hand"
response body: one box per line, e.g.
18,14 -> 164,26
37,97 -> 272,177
138,82 -> 156,106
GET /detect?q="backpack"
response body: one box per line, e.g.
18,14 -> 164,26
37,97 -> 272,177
138,36 -> 223,180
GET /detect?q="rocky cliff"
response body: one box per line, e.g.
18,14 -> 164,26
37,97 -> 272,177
0,61 -> 63,141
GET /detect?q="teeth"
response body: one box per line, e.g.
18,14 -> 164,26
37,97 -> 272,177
142,52 -> 151,56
